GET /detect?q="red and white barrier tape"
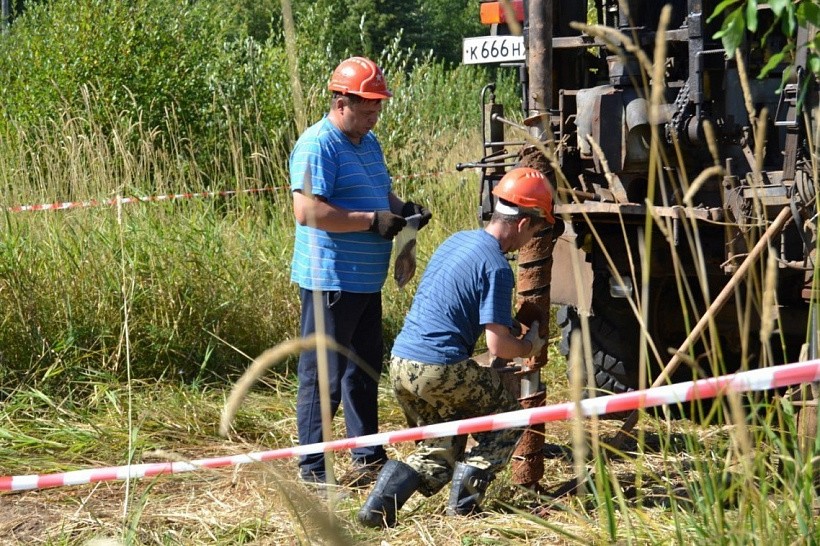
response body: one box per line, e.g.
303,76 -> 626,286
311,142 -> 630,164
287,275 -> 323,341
2,357 -> 818,492
392,171 -> 450,182
5,172 -> 453,214
6,187 -> 283,214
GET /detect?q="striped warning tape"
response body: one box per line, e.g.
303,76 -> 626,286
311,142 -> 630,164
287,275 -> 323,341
5,172 -> 454,214
6,187 -> 283,213
392,171 -> 451,182
2,357 -> 818,492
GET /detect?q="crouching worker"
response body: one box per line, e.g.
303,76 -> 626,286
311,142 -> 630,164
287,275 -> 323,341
358,167 -> 554,528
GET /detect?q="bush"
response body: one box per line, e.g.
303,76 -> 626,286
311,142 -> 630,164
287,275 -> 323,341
1,1 -> 240,136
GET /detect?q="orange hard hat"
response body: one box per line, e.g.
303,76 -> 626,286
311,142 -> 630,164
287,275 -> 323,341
492,167 -> 555,224
328,57 -> 392,100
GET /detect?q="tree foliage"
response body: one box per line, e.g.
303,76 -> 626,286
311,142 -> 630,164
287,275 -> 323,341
710,0 -> 820,80
0,0 -> 486,165
0,0 -> 250,139
297,0 -> 483,65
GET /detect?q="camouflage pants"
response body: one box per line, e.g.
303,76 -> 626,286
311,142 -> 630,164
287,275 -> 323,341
389,356 -> 523,496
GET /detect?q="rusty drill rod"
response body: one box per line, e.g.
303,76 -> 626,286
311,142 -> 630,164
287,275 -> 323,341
548,206 -> 793,499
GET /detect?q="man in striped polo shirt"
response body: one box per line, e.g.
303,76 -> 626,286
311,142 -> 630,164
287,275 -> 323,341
358,167 -> 554,527
289,57 -> 431,488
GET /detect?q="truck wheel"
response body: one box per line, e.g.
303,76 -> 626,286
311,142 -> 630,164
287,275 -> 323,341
558,300 -> 640,397
558,274 -> 742,421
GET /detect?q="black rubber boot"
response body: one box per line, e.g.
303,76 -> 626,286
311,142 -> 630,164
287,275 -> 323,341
446,462 -> 493,516
357,460 -> 420,528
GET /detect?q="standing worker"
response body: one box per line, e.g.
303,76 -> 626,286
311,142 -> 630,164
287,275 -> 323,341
289,56 -> 432,487
358,167 -> 553,527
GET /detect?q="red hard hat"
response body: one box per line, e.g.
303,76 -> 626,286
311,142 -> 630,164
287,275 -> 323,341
492,167 -> 555,224
328,57 -> 392,100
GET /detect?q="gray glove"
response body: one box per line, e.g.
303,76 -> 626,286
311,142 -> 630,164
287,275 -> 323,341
522,320 -> 547,358
369,211 -> 407,240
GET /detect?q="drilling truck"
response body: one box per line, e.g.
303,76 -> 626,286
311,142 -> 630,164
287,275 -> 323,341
461,0 -> 818,401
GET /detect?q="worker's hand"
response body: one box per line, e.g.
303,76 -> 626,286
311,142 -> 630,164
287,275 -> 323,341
369,210 -> 407,240
522,320 -> 547,358
401,201 -> 432,229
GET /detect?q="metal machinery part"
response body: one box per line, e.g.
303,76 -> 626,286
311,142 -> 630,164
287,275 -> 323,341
463,0 -> 819,482
550,0 -> 817,399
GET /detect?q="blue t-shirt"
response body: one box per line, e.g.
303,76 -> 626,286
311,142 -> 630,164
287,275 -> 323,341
391,230 -> 515,364
289,116 -> 393,293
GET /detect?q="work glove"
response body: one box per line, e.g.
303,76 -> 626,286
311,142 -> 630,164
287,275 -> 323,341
369,210 -> 407,240
522,320 -> 548,358
401,201 -> 432,230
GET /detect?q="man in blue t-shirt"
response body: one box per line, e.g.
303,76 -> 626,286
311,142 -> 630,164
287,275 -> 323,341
289,56 -> 431,487
359,167 -> 554,528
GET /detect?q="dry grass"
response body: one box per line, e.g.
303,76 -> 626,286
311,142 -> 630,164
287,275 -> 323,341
0,421 -> 578,545
2,352 -> 791,545
1,463 -> 338,544
0,464 -> 584,545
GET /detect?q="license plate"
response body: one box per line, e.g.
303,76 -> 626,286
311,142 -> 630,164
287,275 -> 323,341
462,35 -> 525,65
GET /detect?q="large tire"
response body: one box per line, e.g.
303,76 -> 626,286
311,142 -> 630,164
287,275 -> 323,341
559,271 -> 712,398
558,305 -> 639,397
559,272 -> 757,421
558,272 -> 709,397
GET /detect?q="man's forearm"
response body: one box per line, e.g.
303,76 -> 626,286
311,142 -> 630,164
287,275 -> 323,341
293,191 -> 374,232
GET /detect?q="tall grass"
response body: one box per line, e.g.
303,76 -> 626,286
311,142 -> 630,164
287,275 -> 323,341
0,42 -> 504,394
0,104 -> 296,388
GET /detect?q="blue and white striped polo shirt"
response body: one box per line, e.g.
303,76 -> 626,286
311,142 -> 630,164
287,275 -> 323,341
391,229 -> 515,365
289,116 -> 393,293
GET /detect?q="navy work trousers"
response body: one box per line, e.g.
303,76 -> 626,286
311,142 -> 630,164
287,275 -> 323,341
296,288 -> 388,481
